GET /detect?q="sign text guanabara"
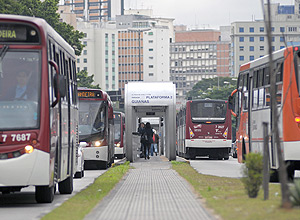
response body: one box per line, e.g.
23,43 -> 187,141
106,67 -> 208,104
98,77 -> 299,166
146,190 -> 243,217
0,30 -> 17,39
131,95 -> 173,103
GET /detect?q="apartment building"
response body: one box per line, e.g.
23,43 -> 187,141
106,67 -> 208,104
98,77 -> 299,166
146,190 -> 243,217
170,28 -> 231,102
76,21 -> 119,91
63,0 -> 124,22
231,1 -> 300,76
116,13 -> 173,95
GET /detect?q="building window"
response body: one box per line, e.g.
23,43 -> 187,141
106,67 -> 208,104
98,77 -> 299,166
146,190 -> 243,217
260,46 -> 264,51
272,46 -> 275,51
249,46 -> 254,51
77,67 -> 80,72
149,40 -> 153,43
249,27 -> 254,32
280,46 -> 285,49
83,50 -> 87,55
250,56 -> 254,61
272,37 -> 275,42
149,65 -> 154,68
239,46 -> 244,51
239,27 -> 244,32
239,56 -> 244,61
149,48 -> 154,51
106,76 -> 109,80
260,36 -> 264,41
84,33 -> 87,37
149,73 -> 154,76
288,27 -> 297,32
148,32 -> 153,35
83,58 -> 87,63
83,67 -> 87,71
271,27 -> 275,32
149,56 -> 154,59
260,27 -> 264,32
77,58 -> 80,63
280,27 -> 285,32
239,37 -> 244,42
249,37 -> 254,42
83,41 -> 87,46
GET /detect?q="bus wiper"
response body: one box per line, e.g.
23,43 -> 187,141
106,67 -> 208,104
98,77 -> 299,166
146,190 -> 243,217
0,45 -> 9,78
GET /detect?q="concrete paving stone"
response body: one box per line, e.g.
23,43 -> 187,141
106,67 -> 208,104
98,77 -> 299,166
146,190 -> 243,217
85,156 -> 215,220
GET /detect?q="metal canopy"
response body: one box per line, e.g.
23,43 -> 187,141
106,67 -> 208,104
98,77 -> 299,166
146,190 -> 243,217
125,82 -> 176,162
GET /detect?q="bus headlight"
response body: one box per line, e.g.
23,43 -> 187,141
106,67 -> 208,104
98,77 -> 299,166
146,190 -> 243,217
92,140 -> 105,147
115,142 -> 120,148
24,145 -> 34,154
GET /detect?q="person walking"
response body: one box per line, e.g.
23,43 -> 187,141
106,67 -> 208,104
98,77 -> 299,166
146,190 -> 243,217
154,130 -> 159,156
138,122 -> 145,157
142,122 -> 153,160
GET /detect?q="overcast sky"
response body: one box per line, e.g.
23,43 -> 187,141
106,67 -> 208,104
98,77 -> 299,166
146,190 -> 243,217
124,0 -> 294,29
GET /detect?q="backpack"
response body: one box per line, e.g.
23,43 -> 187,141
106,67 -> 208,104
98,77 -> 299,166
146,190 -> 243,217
141,133 -> 148,142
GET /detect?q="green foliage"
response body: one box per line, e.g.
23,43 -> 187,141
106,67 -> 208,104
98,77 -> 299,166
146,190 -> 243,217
77,70 -> 100,89
186,77 -> 237,100
241,153 -> 263,198
0,0 -> 84,56
290,179 -> 300,206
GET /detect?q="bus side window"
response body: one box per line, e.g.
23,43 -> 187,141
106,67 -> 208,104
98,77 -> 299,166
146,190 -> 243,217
276,62 -> 283,83
242,74 -> 249,111
264,67 -> 270,86
252,70 -> 258,109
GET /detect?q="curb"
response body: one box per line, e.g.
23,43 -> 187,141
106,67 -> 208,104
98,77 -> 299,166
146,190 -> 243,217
176,156 -> 190,164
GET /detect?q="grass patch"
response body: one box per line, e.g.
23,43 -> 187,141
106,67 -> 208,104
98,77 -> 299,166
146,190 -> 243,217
171,161 -> 300,220
42,161 -> 130,220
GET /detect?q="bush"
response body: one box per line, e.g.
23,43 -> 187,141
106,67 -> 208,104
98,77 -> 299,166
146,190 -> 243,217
290,179 -> 300,206
241,153 -> 263,198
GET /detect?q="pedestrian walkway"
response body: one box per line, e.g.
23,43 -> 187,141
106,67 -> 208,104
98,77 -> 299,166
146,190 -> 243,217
85,156 -> 215,220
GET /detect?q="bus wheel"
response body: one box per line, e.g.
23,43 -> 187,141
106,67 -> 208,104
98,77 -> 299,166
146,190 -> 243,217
58,175 -> 73,194
35,185 -> 54,203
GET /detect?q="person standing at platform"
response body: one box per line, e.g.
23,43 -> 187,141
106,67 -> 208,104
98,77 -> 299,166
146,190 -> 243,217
143,122 -> 153,160
138,122 -> 145,157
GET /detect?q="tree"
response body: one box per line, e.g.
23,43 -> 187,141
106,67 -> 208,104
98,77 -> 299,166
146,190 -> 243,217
0,0 -> 84,55
77,70 -> 100,89
186,77 -> 237,100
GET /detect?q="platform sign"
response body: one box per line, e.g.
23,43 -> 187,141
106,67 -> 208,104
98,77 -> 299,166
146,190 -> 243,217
126,82 -> 176,106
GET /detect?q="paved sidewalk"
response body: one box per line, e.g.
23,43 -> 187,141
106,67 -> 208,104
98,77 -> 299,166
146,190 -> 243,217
85,156 -> 215,220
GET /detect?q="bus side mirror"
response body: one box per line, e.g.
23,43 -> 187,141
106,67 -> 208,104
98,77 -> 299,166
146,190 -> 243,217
228,96 -> 234,110
49,60 -> 60,107
228,89 -> 237,117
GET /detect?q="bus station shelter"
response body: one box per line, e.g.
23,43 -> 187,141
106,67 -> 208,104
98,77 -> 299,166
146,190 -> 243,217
125,82 -> 176,162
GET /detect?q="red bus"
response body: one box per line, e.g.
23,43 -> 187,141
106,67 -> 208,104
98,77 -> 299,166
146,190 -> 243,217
229,46 -> 300,179
0,15 -> 78,203
113,111 -> 126,159
176,99 -> 232,160
78,88 -> 114,169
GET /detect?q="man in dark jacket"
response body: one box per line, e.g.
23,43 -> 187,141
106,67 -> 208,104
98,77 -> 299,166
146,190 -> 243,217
142,122 -> 153,160
138,122 -> 145,157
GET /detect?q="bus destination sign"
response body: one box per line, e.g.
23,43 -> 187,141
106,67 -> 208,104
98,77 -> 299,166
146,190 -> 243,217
78,91 -> 102,99
0,26 -> 26,41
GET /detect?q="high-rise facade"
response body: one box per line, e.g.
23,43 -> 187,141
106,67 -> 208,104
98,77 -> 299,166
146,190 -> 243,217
231,1 -> 300,76
63,0 -> 124,22
76,21 -> 118,91
170,28 -> 231,103
116,13 -> 173,95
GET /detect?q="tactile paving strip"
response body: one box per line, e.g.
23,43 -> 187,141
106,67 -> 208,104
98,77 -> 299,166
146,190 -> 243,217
85,157 -> 214,220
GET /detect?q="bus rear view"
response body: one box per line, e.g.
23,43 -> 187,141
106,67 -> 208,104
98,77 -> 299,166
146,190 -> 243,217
177,99 -> 232,160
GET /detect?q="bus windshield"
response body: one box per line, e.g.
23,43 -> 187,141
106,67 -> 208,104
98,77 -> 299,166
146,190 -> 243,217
79,100 -> 106,140
114,114 -> 121,142
190,101 -> 227,123
0,50 -> 40,130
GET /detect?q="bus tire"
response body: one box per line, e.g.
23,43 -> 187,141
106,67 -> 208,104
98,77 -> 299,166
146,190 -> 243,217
35,185 -> 54,203
58,175 -> 73,194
